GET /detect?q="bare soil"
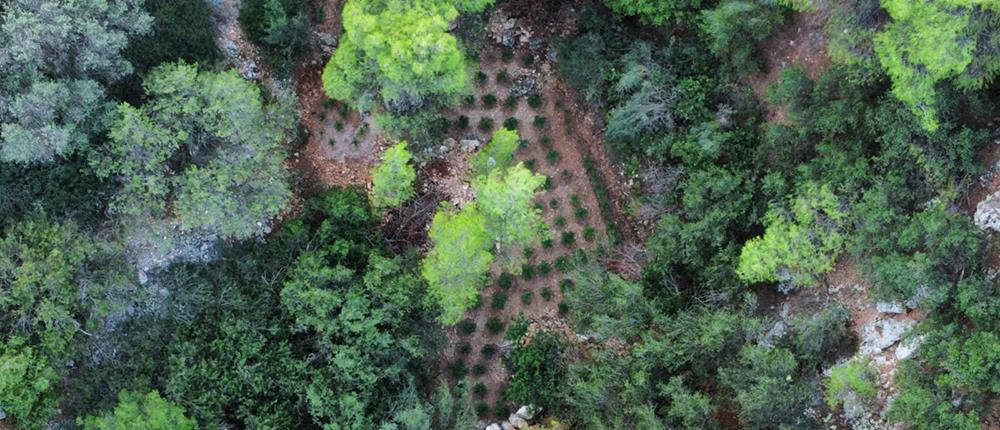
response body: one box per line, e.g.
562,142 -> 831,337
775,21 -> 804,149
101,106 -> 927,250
436,46 -> 613,416
746,9 -> 833,123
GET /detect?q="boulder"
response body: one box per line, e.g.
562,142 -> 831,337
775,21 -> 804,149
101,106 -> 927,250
460,139 -> 481,152
975,190 -> 1000,231
486,424 -> 501,430
895,335 -> 924,360
508,414 -> 528,428
501,422 -> 516,430
876,301 -> 905,315
515,405 -> 537,420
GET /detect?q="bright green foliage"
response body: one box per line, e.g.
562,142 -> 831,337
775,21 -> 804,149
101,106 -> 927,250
371,142 -> 417,208
422,205 -> 494,324
80,391 -> 197,430
874,0 -> 979,131
471,127 -> 519,176
0,0 -> 151,163
0,217 -> 132,362
701,1 -> 783,73
473,163 -> 547,250
0,337 -> 59,430
826,361 -> 876,409
322,0 -> 479,112
661,377 -> 717,430
600,0 -> 705,25
738,183 -> 847,287
95,63 -> 294,240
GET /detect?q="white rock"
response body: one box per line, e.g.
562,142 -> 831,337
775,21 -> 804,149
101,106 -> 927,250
501,422 -> 515,430
486,424 -> 501,430
515,405 -> 537,420
860,318 -> 916,355
876,301 -> 905,314
508,414 -> 528,428
975,190 -> 1000,231
895,335 -> 925,360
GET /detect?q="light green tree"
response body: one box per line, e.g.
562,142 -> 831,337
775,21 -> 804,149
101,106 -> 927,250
95,63 -> 295,240
473,163 -> 547,251
322,0 -> 485,112
0,0 -> 152,163
80,391 -> 198,430
371,142 -> 417,208
0,337 -> 60,430
738,182 -> 846,287
471,127 -> 519,176
826,360 -> 877,409
421,204 -> 494,324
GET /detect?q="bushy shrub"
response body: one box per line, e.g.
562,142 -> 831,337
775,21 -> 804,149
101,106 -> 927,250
491,292 -> 508,310
482,94 -> 498,108
520,291 -> 533,305
506,332 -> 564,409
459,320 -> 477,335
239,0 -> 308,72
481,344 -> 497,358
486,317 -> 505,334
561,231 -> 576,246
498,272 -> 515,290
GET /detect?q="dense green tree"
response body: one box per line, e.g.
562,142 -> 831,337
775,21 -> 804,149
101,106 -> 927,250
473,163 -> 547,251
95,63 -> 295,240
506,332 -> 565,410
126,0 -> 220,74
601,0 -> 704,25
371,142 -> 417,208
422,204 -> 494,324
80,391 -> 197,430
470,127 -> 519,176
0,337 -> 60,430
239,0 -> 308,71
700,0 -> 783,73
322,0 -> 485,112
738,183 -> 847,287
719,345 -> 815,429
0,0 -> 151,163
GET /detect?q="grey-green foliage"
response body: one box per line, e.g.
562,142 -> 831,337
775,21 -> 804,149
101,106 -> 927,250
95,63 -> 296,240
0,0 -> 151,163
605,42 -> 676,149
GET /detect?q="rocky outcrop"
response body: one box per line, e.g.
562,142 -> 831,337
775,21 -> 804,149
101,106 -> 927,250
483,405 -> 538,430
975,190 -> 1000,231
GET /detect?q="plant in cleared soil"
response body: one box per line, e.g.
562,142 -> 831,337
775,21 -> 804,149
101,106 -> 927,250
473,382 -> 487,397
560,279 -> 574,292
524,159 -> 536,170
545,149 -> 560,164
527,94 -> 542,108
334,121 -> 343,131
549,198 -> 559,208
506,317 -> 530,341
570,194 -> 581,207
497,69 -> 509,83
521,263 -> 534,280
561,231 -> 576,246
533,115 -> 547,129
475,402 -> 488,417
583,226 -> 596,241
541,287 -> 553,301
482,93 -> 497,108
456,115 -> 469,129
558,302 -> 569,315
503,117 -> 519,130
554,216 -> 566,227
498,272 -> 514,290
523,247 -> 534,259
541,238 -> 553,248
540,136 -> 552,147
476,71 -> 488,85
520,291 -> 533,305
463,95 -> 475,106
478,117 -> 494,131
495,404 -> 511,419
543,176 -> 553,190
502,48 -> 514,62
505,95 -> 519,108
449,361 -> 467,378
486,317 -> 504,334
575,207 -> 589,220
473,362 -> 487,376
537,261 -> 551,276
555,256 -> 570,271
459,319 -> 476,335
458,342 -> 471,355
481,343 -> 497,358
491,292 -> 508,310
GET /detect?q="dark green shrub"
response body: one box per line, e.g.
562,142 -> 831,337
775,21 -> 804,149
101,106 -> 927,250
533,115 -> 547,128
502,48 -> 515,62
459,320 -> 476,335
506,332 -> 564,409
541,238 -> 554,249
504,117 -> 519,130
561,231 -> 576,246
524,159 -> 537,170
574,207 -> 589,220
583,226 -> 596,241
476,71 -> 488,85
520,291 -> 533,305
505,95 -> 519,108
498,272 -> 515,290
491,292 -> 508,310
523,247 -> 535,259
473,382 -> 488,397
449,361 -> 468,378
521,264 -> 535,280
481,344 -> 497,358
541,287 -> 553,301
495,404 -> 511,419
475,402 -> 489,417
527,94 -> 542,109
334,121 -> 344,131
482,94 -> 498,108
238,0 -> 308,72
546,149 -> 560,164
540,136 -> 552,147
497,69 -> 510,83
458,342 -> 472,355
506,317 -> 530,341
570,194 -> 581,207
549,198 -> 559,208
559,279 -> 574,292
463,95 -> 476,106
486,317 -> 505,334
127,0 -> 220,74
473,362 -> 487,376
558,302 -> 569,315
555,256 -> 570,272
554,216 -> 567,227
522,53 -> 535,67
478,117 -> 495,131
537,261 -> 552,276
543,176 -> 553,190
457,115 -> 470,129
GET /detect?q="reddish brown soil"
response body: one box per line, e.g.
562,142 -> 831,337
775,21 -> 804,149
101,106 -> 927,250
747,9 -> 833,123
437,47 -> 614,415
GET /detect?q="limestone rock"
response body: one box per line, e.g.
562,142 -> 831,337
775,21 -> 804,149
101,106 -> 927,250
460,139 -> 481,152
876,301 -> 905,315
486,424 -> 501,430
860,318 -> 915,355
501,422 -> 515,430
508,414 -> 528,428
515,405 -> 537,420
975,190 -> 1000,231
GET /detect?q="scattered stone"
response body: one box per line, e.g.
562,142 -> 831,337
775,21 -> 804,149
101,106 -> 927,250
515,405 -> 537,421
895,335 -> 924,361
509,74 -> 538,98
222,40 -> 238,56
501,421 -> 515,430
486,424 -> 501,430
318,32 -> 338,53
241,60 -> 260,80
761,320 -> 786,348
876,301 -> 905,315
476,421 -> 487,430
508,415 -> 528,428
460,139 -> 480,152
975,190 -> 1000,231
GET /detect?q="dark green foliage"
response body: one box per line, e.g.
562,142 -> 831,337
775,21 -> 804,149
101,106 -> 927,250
574,207 -> 589,220
533,115 -> 547,128
527,94 -> 542,109
497,69 -> 509,83
125,0 -> 220,74
472,362 -> 487,376
449,361 -> 468,379
701,1 -> 783,74
460,320 -> 477,335
502,48 -> 514,62
498,272 -> 514,290
545,149 -> 560,164
483,94 -> 497,108
506,317 -> 530,342
555,216 -> 567,227
481,344 -> 497,359
541,238 -> 554,248
719,345 -> 815,429
457,115 -> 470,129
491,292 -> 508,310
473,383 -> 487,397
486,317 -> 505,335
561,231 -> 576,246
238,0 -> 308,73
583,226 -> 596,241
537,261 -> 552,276
520,291 -> 533,305
540,287 -> 553,301
476,71 -> 488,84
505,95 -> 519,108
521,263 -> 535,280
506,332 -> 564,409
503,117 -> 519,129
478,117 -> 495,131
555,256 -> 570,271
787,304 -> 852,369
